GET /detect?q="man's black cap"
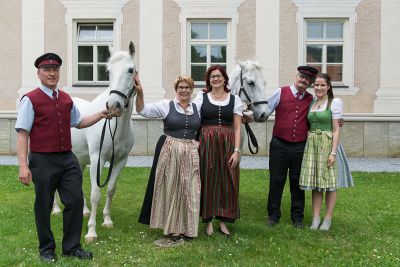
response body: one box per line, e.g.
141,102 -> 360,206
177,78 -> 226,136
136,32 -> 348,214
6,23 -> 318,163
34,53 -> 62,68
297,66 -> 318,80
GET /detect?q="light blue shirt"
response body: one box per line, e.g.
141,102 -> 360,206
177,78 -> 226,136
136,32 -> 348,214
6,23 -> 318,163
267,84 -> 306,115
15,84 -> 82,132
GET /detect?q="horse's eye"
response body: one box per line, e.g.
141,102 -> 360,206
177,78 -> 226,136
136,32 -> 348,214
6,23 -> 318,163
128,68 -> 134,74
247,80 -> 255,86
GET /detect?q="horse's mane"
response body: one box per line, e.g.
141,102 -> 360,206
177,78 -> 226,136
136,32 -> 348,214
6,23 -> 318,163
107,51 -> 132,68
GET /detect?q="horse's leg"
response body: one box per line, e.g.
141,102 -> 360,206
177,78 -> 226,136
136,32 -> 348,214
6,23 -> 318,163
80,165 -> 91,217
85,159 -> 103,243
51,190 -> 62,215
83,197 -> 90,217
102,158 -> 128,228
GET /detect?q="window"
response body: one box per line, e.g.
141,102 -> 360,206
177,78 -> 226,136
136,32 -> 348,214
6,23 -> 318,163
75,23 -> 113,85
305,20 -> 344,84
189,21 -> 228,84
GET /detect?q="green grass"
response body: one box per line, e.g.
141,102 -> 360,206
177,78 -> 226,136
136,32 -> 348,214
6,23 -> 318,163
0,165 -> 399,266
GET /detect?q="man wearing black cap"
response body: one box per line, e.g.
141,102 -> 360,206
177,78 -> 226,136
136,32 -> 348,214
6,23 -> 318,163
16,52 -> 111,262
266,66 -> 318,228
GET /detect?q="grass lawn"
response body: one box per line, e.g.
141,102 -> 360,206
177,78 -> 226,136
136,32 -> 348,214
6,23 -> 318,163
0,165 -> 399,266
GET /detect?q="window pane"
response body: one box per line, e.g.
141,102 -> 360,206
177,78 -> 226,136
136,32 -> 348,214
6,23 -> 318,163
97,25 -> 113,40
326,22 -> 343,39
98,65 -> 109,81
191,23 -> 208,39
98,46 -> 110,62
306,45 -> 322,63
327,65 -> 343,82
307,64 -> 322,73
210,23 -> 227,39
307,22 -> 323,38
78,65 -> 93,81
78,25 -> 96,41
78,46 -> 93,62
327,46 -> 343,63
191,46 -> 207,63
211,46 -> 226,63
191,65 -> 207,82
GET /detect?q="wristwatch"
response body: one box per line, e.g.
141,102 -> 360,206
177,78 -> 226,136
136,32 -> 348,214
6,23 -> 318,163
234,148 -> 241,153
330,152 -> 337,156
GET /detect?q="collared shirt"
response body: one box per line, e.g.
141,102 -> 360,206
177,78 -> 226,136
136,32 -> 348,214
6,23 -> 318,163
15,84 -> 82,132
138,97 -> 201,119
267,84 -> 305,115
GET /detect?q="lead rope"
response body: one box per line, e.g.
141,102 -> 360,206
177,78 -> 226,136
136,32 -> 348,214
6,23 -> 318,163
96,117 -> 118,188
239,70 -> 259,154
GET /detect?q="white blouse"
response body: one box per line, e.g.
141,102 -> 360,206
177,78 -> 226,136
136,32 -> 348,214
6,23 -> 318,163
138,97 -> 201,119
193,91 -> 243,116
312,97 -> 343,120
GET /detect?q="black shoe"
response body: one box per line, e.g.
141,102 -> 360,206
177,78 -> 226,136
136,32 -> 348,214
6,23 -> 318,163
293,221 -> 304,229
181,235 -> 193,241
168,234 -> 181,242
40,253 -> 56,263
63,248 -> 93,260
267,219 -> 279,227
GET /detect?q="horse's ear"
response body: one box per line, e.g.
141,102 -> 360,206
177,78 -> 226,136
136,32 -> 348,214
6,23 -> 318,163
129,42 -> 135,57
238,60 -> 246,70
108,45 -> 115,55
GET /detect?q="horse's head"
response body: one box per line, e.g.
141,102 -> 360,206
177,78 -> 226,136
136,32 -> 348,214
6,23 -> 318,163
106,42 -> 136,116
230,60 -> 269,122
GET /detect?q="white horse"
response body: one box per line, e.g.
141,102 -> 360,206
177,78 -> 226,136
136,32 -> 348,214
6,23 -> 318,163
229,60 -> 269,122
53,42 -> 136,243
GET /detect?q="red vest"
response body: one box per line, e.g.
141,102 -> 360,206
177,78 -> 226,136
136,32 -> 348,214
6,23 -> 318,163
272,86 -> 312,143
26,88 -> 73,152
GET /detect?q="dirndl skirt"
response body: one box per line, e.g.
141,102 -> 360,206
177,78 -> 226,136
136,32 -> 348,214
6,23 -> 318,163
149,135 -> 201,237
299,130 -> 338,192
336,143 -> 354,188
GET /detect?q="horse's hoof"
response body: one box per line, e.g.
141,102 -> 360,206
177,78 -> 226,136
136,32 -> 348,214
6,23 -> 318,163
51,210 -> 62,216
85,236 -> 97,243
83,211 -> 91,217
102,222 -> 114,229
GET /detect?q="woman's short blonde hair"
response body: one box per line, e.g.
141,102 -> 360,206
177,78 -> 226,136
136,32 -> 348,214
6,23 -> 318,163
174,74 -> 195,91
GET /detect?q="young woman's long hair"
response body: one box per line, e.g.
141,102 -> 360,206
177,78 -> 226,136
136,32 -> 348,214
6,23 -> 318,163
204,65 -> 230,93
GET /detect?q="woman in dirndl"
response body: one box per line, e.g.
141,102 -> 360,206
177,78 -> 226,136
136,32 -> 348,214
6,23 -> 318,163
194,65 -> 243,236
134,74 -> 201,244
299,73 -> 342,231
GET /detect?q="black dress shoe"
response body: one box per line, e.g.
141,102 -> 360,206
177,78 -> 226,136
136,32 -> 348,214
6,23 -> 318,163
293,221 -> 304,229
267,219 -> 279,227
40,253 -> 56,263
63,248 -> 93,260
168,234 -> 181,242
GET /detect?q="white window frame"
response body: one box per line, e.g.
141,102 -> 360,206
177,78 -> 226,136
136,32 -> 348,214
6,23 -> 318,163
305,19 -> 345,85
293,0 -> 363,95
174,0 -> 245,86
188,20 -> 229,85
74,22 -> 114,86
59,0 -> 127,94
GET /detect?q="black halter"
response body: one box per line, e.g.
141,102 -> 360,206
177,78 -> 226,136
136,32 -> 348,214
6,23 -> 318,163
109,87 -> 135,108
238,70 -> 268,109
238,70 -> 268,155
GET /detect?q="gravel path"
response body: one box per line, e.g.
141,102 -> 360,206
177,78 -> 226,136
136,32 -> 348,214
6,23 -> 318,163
1,156 -> 399,172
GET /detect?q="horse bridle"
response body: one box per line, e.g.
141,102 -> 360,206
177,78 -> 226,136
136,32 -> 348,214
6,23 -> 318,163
109,87 -> 135,109
238,70 -> 268,155
96,86 -> 135,188
238,70 -> 268,109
